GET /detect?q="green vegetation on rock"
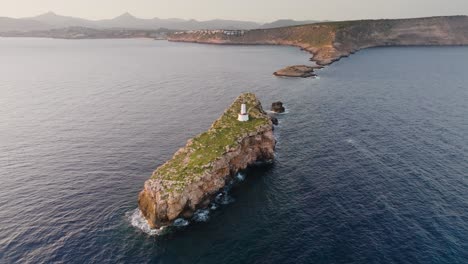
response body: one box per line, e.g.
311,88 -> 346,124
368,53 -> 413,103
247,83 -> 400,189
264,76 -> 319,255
152,93 -> 270,192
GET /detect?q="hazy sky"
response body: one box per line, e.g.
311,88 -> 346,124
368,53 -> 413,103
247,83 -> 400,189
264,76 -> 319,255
2,0 -> 468,22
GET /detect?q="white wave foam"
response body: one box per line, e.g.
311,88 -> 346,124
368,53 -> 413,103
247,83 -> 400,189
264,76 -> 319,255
173,218 -> 190,227
128,172 -> 249,233
266,109 -> 289,115
127,208 -> 167,236
192,209 -> 210,222
215,192 -> 235,205
210,203 -> 219,210
236,172 -> 246,181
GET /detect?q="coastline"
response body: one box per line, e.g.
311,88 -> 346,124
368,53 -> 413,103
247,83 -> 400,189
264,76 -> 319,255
168,38 -> 337,66
168,16 -> 468,68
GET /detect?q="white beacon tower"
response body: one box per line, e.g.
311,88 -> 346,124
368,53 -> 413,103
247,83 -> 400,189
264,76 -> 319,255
238,103 -> 249,122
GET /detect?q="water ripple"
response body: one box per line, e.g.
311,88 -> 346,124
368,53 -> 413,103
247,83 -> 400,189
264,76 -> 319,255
0,39 -> 467,264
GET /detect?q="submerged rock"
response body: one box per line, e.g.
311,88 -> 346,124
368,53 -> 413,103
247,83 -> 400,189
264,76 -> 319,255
273,65 -> 317,78
138,93 -> 276,228
271,102 -> 285,113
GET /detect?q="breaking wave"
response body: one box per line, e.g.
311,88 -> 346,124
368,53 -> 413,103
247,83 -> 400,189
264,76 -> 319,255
266,109 -> 289,115
236,172 -> 246,181
215,192 -> 235,205
128,171 -> 249,234
126,208 -> 167,236
192,209 -> 210,222
173,218 -> 190,227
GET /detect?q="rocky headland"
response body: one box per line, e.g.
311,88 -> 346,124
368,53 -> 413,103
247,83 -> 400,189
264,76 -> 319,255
138,93 -> 276,228
168,16 -> 468,67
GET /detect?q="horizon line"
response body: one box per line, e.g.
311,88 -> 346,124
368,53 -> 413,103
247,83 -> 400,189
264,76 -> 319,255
2,11 -> 467,24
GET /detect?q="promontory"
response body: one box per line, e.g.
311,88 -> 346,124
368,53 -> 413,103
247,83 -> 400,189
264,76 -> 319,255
138,93 -> 276,228
168,16 -> 468,66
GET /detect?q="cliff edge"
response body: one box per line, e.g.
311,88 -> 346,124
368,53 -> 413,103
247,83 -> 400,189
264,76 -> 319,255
138,93 -> 276,228
168,16 -> 468,66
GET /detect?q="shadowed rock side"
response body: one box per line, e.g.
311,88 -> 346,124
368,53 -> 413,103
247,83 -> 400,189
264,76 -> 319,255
168,16 -> 468,66
138,93 -> 276,228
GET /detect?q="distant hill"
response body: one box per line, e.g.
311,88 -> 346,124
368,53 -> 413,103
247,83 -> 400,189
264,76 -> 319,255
168,16 -> 468,66
260,19 -> 319,29
96,12 -> 156,29
0,17 -> 50,32
96,13 -> 262,30
0,12 -> 321,32
174,19 -> 261,30
24,11 -> 96,28
0,12 -> 264,32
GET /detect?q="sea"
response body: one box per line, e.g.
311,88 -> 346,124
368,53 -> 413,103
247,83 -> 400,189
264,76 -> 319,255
0,38 -> 467,264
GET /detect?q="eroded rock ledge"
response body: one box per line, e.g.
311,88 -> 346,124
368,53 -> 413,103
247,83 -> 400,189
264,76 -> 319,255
138,93 -> 276,228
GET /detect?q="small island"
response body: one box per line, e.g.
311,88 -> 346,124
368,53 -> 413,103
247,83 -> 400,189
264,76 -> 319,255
138,93 -> 276,228
273,65 -> 319,78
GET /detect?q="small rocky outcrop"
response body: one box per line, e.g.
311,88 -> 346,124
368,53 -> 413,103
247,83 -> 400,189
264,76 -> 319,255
271,102 -> 285,113
138,93 -> 276,229
269,116 -> 279,125
273,65 -> 317,78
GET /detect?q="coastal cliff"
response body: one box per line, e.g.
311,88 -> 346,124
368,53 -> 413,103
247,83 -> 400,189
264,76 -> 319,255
138,93 -> 276,228
168,16 -> 468,66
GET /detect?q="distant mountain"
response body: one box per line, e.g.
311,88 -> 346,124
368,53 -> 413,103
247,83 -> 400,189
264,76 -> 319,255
0,12 -> 322,33
260,19 -> 319,29
0,17 -> 51,32
0,12 -> 263,32
97,12 -> 154,29
24,11 -> 95,28
175,19 -> 261,30
94,13 -> 262,30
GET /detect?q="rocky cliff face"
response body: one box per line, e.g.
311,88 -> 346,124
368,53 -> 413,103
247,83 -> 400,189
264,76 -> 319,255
168,16 -> 468,66
138,93 -> 275,228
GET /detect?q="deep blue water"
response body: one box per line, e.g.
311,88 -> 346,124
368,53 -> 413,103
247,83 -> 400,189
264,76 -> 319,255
0,38 -> 467,264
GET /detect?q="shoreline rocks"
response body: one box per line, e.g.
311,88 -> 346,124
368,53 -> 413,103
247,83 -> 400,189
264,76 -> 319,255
271,102 -> 285,113
138,93 -> 276,228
